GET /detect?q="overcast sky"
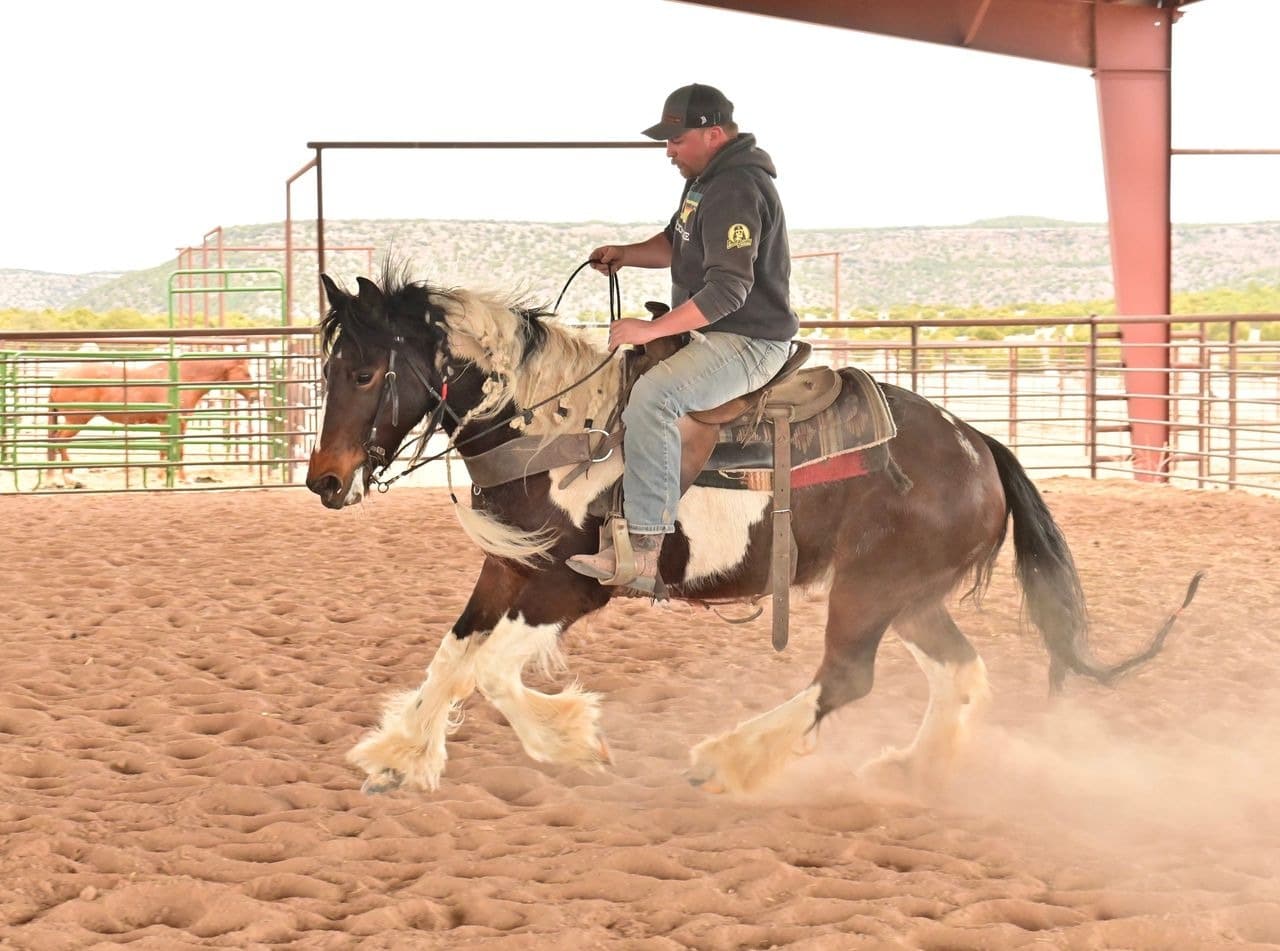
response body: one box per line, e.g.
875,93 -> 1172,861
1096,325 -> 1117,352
2,0 -> 1276,275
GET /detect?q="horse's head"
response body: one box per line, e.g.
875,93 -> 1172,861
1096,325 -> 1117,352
224,359 -> 258,403
307,272 -> 452,509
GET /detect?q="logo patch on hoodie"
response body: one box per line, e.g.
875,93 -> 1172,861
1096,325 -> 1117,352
679,191 -> 701,225
726,223 -> 752,250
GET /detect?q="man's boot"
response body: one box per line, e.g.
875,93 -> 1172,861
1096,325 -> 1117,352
567,530 -> 663,595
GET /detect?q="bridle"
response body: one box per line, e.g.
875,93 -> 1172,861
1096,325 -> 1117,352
362,337 -> 464,485
360,261 -> 623,493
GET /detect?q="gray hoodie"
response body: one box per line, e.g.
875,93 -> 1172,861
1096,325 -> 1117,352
663,133 -> 798,341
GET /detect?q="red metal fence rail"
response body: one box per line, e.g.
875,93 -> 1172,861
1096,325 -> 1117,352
2,314 -> 1277,495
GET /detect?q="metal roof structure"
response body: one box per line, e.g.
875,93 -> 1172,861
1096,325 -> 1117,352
680,0 -> 1212,478
679,0 -> 1203,68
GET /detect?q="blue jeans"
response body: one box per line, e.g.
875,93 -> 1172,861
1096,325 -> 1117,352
621,331 -> 791,533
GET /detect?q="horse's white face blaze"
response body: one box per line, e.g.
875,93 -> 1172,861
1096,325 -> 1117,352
343,465 -> 367,506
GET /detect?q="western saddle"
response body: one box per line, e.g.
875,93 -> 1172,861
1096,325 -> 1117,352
462,303 -> 847,650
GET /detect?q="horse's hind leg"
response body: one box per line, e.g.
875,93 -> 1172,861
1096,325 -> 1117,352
45,414 -> 85,487
687,682 -> 825,794
862,602 -> 990,792
688,582 -> 897,795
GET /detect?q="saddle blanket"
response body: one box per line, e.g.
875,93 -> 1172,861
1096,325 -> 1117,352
695,367 -> 897,491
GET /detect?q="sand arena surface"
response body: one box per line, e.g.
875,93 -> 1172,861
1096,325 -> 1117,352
2,480 -> 1279,950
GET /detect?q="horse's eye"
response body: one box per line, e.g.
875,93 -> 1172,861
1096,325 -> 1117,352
355,371 -> 374,386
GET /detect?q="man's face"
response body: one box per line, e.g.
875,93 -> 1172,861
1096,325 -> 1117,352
666,128 -> 720,179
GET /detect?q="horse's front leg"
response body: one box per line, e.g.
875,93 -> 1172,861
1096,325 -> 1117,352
347,555 -> 526,793
45,414 -> 82,487
173,418 -> 190,482
472,566 -> 612,771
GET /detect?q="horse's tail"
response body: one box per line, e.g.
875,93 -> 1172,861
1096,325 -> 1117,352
979,432 -> 1203,692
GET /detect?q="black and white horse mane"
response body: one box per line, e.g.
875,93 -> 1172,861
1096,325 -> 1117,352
320,263 -> 623,435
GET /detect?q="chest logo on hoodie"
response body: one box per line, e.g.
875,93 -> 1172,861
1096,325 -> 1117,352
679,191 -> 701,225
726,223 -> 753,250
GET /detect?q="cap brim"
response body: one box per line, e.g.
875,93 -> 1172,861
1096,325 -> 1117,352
642,121 -> 685,140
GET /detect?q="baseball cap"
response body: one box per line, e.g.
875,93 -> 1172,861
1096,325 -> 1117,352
642,83 -> 735,140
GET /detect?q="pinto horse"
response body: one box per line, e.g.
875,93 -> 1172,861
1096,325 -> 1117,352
307,269 -> 1200,797
46,357 -> 257,485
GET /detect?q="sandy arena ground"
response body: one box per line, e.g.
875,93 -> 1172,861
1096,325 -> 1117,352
2,479 -> 1278,950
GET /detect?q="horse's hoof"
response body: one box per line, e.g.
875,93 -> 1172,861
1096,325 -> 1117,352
684,765 -> 726,794
595,736 -> 612,766
794,731 -> 819,757
859,748 -> 924,793
361,768 -> 404,795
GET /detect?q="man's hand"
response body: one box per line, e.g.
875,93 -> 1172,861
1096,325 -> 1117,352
608,318 -> 660,349
609,300 -> 712,349
589,245 -> 625,275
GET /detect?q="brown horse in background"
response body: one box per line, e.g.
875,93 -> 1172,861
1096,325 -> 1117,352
46,357 -> 257,485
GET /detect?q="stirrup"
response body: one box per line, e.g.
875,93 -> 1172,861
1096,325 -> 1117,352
566,516 -> 641,585
601,516 -> 638,585
566,517 -> 665,596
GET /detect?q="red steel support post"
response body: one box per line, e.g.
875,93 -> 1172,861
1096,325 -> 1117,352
284,156 -> 319,325
1093,3 -> 1173,480
315,148 -> 326,321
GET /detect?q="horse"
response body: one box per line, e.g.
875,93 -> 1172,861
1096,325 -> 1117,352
46,356 -> 258,486
306,268 -> 1201,797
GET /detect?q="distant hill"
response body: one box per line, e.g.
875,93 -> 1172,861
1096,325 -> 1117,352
3,219 -> 1278,320
964,215 -> 1094,229
0,269 -> 125,310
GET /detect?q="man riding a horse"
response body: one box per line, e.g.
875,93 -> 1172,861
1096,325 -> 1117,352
304,85 -> 1201,798
566,83 -> 798,595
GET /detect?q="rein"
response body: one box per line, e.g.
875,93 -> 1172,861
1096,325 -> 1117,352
366,262 -> 623,492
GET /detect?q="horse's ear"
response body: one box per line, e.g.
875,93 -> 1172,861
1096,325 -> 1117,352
644,301 -> 671,320
320,273 -> 347,306
355,276 -> 385,308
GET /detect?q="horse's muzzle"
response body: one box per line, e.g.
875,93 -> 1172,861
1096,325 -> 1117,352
307,447 -> 368,508
306,472 -> 346,508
